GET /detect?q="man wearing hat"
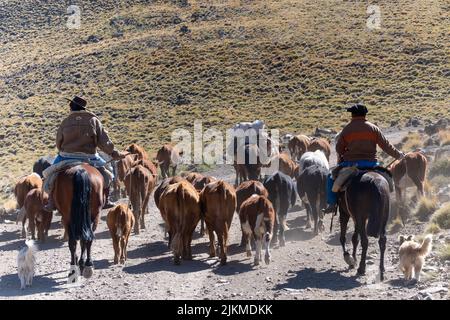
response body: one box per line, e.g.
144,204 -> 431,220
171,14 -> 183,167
323,104 -> 405,213
44,96 -> 125,211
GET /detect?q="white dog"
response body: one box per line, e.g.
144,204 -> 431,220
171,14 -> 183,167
399,234 -> 432,282
17,240 -> 37,290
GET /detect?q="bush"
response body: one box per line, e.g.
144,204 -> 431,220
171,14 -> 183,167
414,197 -> 438,222
401,133 -> 423,151
439,244 -> 450,262
425,222 -> 441,234
429,159 -> 450,179
433,203 -> 450,229
430,175 -> 450,189
438,130 -> 450,146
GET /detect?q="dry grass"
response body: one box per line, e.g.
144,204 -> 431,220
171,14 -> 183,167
429,159 -> 450,179
414,197 -> 438,222
425,222 -> 441,234
439,244 -> 450,262
432,203 -> 450,229
401,132 -> 424,151
388,216 -> 404,234
0,0 -> 449,199
438,130 -> 450,146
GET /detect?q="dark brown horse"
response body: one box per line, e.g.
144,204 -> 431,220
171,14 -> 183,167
53,164 -> 104,282
338,171 -> 390,281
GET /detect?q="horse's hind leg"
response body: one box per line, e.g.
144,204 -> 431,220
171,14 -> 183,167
379,231 -> 387,281
357,226 -> 368,276
83,240 -> 94,279
351,230 -> 359,264
340,210 -> 355,268
68,239 -> 79,282
79,240 -> 86,274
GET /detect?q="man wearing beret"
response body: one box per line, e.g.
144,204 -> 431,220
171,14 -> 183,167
323,104 -> 405,213
44,96 -> 125,211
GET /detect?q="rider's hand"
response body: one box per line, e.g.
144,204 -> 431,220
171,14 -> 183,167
398,151 -> 406,160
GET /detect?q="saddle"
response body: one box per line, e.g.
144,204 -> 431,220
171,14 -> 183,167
332,165 -> 394,193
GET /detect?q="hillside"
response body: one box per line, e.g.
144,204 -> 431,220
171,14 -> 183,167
1,0 -> 449,200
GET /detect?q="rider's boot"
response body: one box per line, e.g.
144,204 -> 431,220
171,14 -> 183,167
103,186 -> 116,209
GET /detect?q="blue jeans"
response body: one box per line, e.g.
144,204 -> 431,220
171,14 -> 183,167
326,160 -> 380,205
53,154 -> 107,167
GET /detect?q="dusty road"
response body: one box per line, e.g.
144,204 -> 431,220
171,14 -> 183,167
0,129 -> 448,300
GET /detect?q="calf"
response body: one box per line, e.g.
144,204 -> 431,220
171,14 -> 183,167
308,137 -> 331,161
239,195 -> 275,266
236,180 -> 269,246
15,173 -> 43,224
200,180 -> 237,265
22,189 -> 52,242
125,143 -> 149,160
156,145 -> 183,178
33,156 -> 54,178
107,204 -> 135,264
389,152 -> 428,223
159,181 -> 201,265
124,165 -> 156,234
116,153 -> 138,198
268,153 -> 298,178
263,172 -> 297,246
288,134 -> 310,160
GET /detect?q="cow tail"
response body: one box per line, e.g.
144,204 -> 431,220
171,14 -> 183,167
171,185 -> 185,256
69,169 -> 93,242
115,209 -> 123,238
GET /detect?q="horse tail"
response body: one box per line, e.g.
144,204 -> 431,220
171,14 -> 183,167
69,169 -> 93,242
366,185 -> 384,238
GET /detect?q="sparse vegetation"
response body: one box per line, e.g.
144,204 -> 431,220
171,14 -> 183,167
0,0 -> 449,201
414,197 -> 438,222
430,175 -> 450,190
433,203 -> 450,229
401,132 -> 424,151
439,244 -> 450,262
389,216 -> 404,234
429,159 -> 450,179
438,130 -> 450,146
425,222 -> 441,234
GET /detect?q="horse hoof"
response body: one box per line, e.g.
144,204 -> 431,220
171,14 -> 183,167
344,253 -> 356,268
220,258 -> 227,266
264,255 -> 271,265
83,266 -> 94,279
174,258 -> 181,265
357,268 -> 365,276
246,251 -> 252,257
254,259 -> 260,266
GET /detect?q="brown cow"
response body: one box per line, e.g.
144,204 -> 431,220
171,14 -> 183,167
308,137 -> 331,161
269,153 -> 298,178
200,180 -> 237,265
115,154 -> 138,198
22,188 -> 52,242
107,204 -> 135,264
389,152 -> 428,222
288,135 -> 311,161
159,181 -> 201,265
125,143 -> 149,160
156,145 -> 183,178
15,173 -> 42,210
239,194 -> 275,266
185,172 -> 217,236
124,165 -> 156,234
235,180 -> 269,247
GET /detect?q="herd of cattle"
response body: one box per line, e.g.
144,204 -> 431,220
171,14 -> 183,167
12,124 -> 429,269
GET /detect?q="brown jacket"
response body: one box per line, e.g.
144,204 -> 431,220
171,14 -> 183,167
56,110 -> 115,155
336,117 -> 402,162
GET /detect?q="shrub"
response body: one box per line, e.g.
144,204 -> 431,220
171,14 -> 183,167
429,159 -> 450,179
414,197 -> 438,222
439,244 -> 450,261
425,222 -> 441,234
433,203 -> 450,229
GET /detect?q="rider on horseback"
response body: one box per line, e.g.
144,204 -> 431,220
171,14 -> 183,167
44,96 -> 125,212
323,104 -> 405,214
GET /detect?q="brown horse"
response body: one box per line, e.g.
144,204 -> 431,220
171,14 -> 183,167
338,171 -> 390,281
53,164 -> 104,282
